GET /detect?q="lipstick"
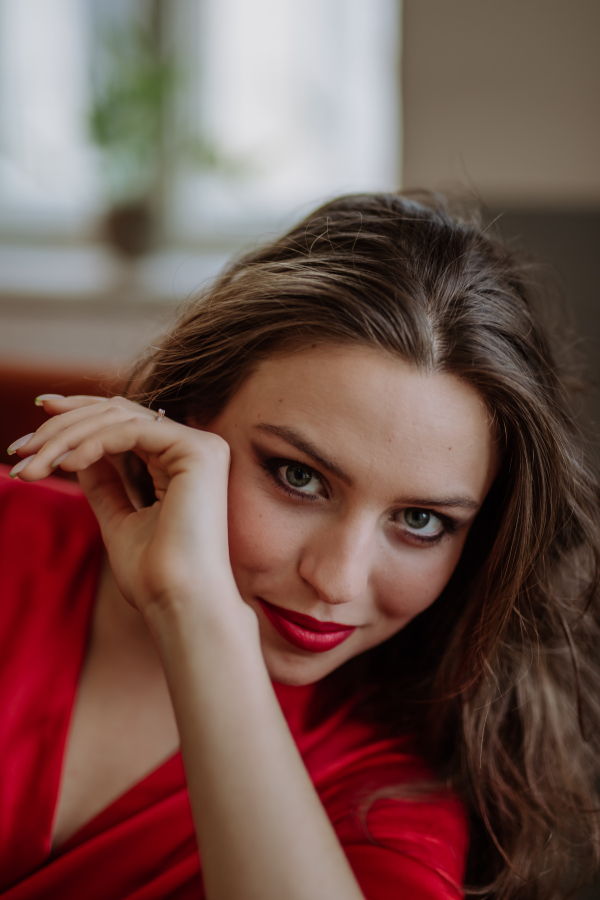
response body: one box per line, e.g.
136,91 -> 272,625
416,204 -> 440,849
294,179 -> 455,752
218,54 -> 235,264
257,599 -> 356,653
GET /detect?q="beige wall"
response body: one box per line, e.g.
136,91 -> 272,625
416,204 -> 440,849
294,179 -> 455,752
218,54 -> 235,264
402,0 -> 600,207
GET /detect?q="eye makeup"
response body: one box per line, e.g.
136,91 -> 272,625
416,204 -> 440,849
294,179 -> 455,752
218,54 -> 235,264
392,508 -> 460,546
253,442 -> 465,546
259,456 -> 327,501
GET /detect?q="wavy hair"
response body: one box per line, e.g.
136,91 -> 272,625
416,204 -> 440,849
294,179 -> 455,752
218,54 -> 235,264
128,192 -> 600,898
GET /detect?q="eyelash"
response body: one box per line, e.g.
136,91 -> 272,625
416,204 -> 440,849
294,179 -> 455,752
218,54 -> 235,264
260,456 -> 460,546
399,514 -> 458,547
261,457 -> 327,502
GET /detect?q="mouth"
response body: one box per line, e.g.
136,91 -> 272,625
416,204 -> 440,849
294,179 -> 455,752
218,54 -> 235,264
257,599 -> 357,653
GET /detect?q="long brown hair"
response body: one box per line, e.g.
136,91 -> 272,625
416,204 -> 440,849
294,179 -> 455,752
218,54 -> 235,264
129,192 -> 600,898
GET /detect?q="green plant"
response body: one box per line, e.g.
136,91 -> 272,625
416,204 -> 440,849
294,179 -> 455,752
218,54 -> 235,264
90,15 -> 173,204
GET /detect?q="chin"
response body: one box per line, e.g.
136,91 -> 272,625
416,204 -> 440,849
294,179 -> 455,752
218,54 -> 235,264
262,645 -> 340,687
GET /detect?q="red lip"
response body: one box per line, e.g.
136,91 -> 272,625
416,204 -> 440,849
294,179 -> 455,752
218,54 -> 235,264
258,599 -> 356,653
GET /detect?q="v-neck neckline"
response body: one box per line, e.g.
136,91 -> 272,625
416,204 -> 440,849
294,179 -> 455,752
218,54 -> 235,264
46,551 -> 183,860
49,749 -> 185,859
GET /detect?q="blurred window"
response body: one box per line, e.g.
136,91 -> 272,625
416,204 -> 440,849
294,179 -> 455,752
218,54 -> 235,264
0,0 -> 99,238
0,0 -> 400,245
169,0 -> 400,242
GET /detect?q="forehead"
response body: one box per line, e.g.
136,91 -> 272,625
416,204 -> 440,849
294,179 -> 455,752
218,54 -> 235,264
224,344 -> 497,498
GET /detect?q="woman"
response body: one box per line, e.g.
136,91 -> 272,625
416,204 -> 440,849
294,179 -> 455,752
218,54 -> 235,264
2,192 -> 599,899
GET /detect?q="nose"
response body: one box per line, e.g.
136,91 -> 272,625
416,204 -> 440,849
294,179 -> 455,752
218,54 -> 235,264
298,513 -> 375,606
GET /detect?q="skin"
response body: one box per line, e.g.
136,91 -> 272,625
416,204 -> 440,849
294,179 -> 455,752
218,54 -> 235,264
9,344 -> 498,900
207,345 -> 498,684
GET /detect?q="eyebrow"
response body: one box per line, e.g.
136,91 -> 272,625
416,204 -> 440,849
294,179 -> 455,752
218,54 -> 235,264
396,496 -> 480,512
253,423 -> 481,511
253,423 -> 352,485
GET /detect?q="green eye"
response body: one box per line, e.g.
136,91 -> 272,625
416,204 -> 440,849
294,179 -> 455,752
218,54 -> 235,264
285,465 -> 313,488
400,508 -> 445,540
404,509 -> 431,529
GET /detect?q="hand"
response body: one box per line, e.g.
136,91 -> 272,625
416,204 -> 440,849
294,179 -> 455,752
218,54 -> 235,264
9,399 -> 365,900
9,396 -> 246,623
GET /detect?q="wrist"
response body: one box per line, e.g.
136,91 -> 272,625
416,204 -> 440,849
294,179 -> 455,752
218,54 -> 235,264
143,583 -> 273,741
142,580 -> 261,661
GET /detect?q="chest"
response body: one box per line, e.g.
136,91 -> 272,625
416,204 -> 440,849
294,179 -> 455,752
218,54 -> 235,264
50,632 -> 180,849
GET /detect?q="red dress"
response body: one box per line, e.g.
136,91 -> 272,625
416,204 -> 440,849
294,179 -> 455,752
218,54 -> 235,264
0,468 -> 468,899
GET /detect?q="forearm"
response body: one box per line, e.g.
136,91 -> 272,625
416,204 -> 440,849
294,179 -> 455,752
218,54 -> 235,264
145,596 -> 364,900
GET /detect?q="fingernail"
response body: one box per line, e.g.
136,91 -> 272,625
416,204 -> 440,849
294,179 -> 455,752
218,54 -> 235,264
51,451 -> 72,468
9,456 -> 34,478
34,394 -> 64,406
7,433 -> 34,456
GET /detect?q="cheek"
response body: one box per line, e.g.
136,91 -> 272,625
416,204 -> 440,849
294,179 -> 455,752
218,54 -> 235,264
376,541 -> 466,627
226,468 -> 301,578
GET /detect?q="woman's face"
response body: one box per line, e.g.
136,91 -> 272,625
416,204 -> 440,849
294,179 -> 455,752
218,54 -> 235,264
207,344 -> 498,685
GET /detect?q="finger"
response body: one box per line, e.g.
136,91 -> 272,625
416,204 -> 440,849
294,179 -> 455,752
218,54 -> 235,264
63,421 -> 230,562
9,397 -> 156,458
107,450 -> 156,510
78,457 -> 139,536
65,420 -> 225,489
34,394 -> 110,413
147,459 -> 171,499
11,407 -> 152,481
36,394 -> 149,415
7,396 -> 111,455
12,416 -> 198,485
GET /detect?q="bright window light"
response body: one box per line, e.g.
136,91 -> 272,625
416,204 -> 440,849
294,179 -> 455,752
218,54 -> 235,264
0,0 -> 99,235
0,0 -> 401,244
170,0 -> 401,241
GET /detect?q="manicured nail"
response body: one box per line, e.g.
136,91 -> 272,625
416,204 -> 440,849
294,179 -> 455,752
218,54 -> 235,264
34,394 -> 64,406
51,451 -> 72,468
9,456 -> 34,478
7,433 -> 34,456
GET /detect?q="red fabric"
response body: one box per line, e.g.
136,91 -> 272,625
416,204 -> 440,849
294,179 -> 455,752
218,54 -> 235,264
0,467 -> 468,899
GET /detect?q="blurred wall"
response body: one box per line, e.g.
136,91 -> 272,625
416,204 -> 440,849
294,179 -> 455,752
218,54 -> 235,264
402,0 -> 600,207
402,0 -> 600,440
402,12 -> 600,896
